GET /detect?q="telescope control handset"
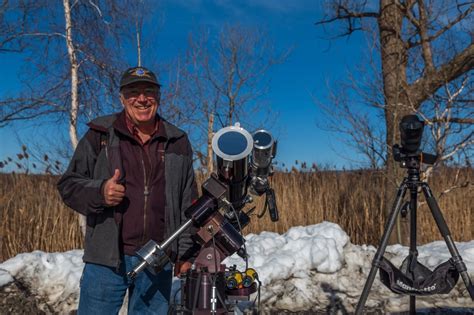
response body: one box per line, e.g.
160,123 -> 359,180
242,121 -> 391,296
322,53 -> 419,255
128,123 -> 279,280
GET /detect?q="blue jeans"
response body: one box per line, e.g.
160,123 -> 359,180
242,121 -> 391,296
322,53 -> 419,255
78,255 -> 172,315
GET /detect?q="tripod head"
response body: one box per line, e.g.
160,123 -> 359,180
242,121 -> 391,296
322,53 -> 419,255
392,144 -> 437,170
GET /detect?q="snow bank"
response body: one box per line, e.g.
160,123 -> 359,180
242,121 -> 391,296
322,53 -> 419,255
1,222 -> 473,313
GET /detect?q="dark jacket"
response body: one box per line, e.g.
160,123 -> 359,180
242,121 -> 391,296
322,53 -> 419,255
110,112 -> 167,256
57,112 -> 198,268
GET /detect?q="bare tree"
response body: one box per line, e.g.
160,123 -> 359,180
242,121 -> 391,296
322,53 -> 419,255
0,1 -> 142,144
162,24 -> 288,173
314,55 -> 387,169
0,1 -> 41,53
63,0 -> 80,149
421,75 -> 473,176
316,0 -> 473,243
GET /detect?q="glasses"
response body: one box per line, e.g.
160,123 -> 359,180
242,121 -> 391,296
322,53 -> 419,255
122,87 -> 159,99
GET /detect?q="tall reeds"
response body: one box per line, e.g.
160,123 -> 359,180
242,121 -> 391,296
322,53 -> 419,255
0,174 -> 83,261
245,167 -> 473,245
1,167 -> 472,262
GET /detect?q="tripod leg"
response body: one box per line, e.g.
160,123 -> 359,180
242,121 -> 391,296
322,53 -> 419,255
408,187 -> 418,315
421,184 -> 474,300
355,183 -> 408,315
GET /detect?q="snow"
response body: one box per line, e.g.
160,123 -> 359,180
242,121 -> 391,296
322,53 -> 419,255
0,250 -> 84,313
1,221 -> 473,313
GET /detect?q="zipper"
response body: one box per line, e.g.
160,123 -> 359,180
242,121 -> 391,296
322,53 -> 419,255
141,143 -> 157,244
141,149 -> 149,243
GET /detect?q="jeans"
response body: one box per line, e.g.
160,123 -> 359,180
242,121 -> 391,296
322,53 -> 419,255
78,255 -> 172,315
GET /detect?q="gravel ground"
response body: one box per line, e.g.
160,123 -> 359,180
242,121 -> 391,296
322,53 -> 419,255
0,281 -> 48,315
1,280 -> 472,314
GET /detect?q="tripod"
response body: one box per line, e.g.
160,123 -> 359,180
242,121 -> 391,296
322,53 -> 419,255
355,157 -> 474,315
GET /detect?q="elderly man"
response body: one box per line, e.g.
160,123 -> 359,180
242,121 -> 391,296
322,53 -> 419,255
58,66 -> 197,314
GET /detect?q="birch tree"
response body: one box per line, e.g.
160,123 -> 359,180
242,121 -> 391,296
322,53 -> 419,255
0,0 -> 137,146
63,0 -> 80,149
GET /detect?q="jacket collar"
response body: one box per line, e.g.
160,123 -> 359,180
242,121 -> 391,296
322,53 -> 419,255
87,111 -> 186,142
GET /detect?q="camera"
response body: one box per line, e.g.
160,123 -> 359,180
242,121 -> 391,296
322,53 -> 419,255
393,114 -> 437,167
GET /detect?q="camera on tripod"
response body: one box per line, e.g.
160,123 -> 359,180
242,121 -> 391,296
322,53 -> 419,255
356,114 -> 474,314
392,114 -> 437,168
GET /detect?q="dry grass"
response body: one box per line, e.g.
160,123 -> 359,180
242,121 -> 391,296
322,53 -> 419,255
245,167 -> 473,246
1,167 -> 472,262
0,174 -> 83,262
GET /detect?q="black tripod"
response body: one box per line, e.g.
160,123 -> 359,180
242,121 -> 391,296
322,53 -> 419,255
355,156 -> 474,314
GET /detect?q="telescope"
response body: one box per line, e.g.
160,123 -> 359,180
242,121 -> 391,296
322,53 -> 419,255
212,124 -> 279,223
128,123 -> 279,314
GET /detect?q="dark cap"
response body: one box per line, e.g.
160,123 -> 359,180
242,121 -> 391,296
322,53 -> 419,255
120,66 -> 161,89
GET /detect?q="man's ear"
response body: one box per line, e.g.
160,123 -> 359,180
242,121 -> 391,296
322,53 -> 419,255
156,90 -> 162,102
119,93 -> 125,107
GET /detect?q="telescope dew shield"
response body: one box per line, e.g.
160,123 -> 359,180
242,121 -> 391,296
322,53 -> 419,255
212,123 -> 254,208
400,115 -> 424,154
252,130 -> 275,172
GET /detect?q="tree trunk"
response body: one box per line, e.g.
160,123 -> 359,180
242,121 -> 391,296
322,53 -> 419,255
378,0 -> 411,244
63,0 -> 85,236
207,112 -> 214,174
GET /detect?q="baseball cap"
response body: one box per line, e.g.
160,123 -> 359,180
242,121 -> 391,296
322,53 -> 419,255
120,66 -> 161,89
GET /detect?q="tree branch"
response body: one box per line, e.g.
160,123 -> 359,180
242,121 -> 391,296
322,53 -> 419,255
430,117 -> 474,124
408,43 -> 474,107
316,3 -> 379,37
417,0 -> 435,73
408,3 -> 474,47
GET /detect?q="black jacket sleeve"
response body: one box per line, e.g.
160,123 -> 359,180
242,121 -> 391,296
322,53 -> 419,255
57,130 -> 106,215
177,136 -> 200,261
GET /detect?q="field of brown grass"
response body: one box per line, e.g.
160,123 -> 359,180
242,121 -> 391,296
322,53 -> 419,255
1,167 -> 472,262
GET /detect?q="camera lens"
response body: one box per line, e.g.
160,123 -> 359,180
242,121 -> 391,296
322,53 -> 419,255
400,115 -> 424,154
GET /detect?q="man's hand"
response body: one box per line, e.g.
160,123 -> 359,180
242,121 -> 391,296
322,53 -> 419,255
103,169 -> 125,206
174,261 -> 193,277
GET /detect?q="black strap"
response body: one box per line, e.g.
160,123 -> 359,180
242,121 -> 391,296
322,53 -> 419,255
87,129 -> 108,156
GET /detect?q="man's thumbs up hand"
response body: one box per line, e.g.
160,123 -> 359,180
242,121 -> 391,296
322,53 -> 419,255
103,169 -> 125,206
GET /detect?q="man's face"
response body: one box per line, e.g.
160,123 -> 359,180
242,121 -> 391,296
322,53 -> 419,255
120,82 -> 160,126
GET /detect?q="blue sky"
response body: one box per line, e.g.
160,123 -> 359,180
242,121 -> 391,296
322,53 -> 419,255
0,0 -> 373,170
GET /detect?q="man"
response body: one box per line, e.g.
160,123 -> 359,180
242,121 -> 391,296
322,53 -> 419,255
58,66 -> 198,314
